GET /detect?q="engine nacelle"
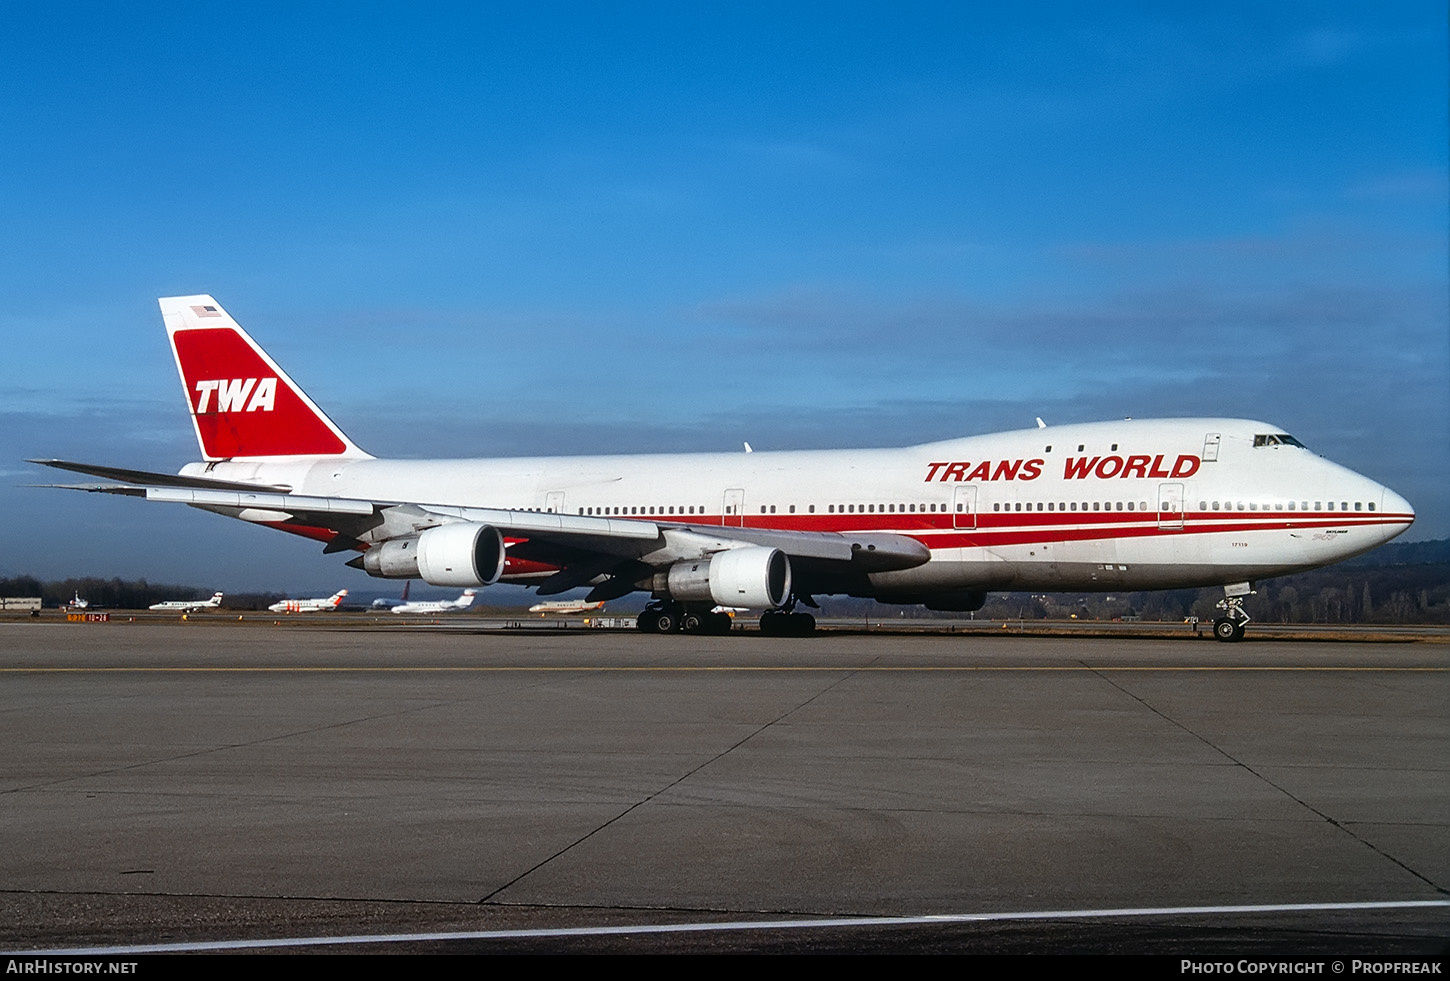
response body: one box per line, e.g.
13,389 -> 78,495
359,523 -> 506,587
664,546 -> 791,609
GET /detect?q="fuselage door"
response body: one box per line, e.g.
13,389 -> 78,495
545,491 -> 565,514
1157,482 -> 1185,530
723,488 -> 745,527
1203,433 -> 1221,463
953,485 -> 978,530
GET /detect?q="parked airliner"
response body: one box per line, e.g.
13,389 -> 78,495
268,589 -> 347,613
149,591 -> 224,613
528,600 -> 607,615
37,296 -> 1414,641
391,589 -> 477,615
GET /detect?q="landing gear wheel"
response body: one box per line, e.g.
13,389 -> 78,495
759,611 -> 816,636
1213,586 -> 1254,643
636,610 -> 660,632
1213,617 -> 1244,643
681,612 -> 704,633
653,610 -> 678,633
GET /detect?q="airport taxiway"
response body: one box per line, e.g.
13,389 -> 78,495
2,621 -> 1446,953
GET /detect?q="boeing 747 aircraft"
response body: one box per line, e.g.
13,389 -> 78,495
37,296 -> 1414,641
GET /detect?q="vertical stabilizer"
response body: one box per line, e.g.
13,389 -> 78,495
160,295 -> 370,461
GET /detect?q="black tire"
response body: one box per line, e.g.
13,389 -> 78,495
710,612 -> 733,634
681,613 -> 703,633
789,613 -> 816,636
1213,618 -> 1242,643
653,611 -> 677,633
759,610 -> 782,636
637,610 -> 660,632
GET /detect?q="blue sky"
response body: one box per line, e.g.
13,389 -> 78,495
2,3 -> 1445,593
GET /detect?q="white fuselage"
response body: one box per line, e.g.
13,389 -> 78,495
184,418 -> 1413,598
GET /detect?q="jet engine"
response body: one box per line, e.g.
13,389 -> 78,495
357,523 -> 506,587
661,546 -> 792,609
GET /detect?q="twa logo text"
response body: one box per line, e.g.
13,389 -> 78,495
193,378 -> 277,413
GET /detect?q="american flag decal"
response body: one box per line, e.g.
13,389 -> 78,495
191,305 -> 222,317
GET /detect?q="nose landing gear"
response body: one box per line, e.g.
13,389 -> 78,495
1212,583 -> 1254,642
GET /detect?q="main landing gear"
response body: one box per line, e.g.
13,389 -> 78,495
758,609 -> 815,636
758,596 -> 816,636
637,602 -> 733,635
636,599 -> 818,636
1212,583 -> 1254,643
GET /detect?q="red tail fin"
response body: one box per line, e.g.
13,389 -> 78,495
161,295 -> 369,461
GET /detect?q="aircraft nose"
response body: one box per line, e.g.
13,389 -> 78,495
1378,485 -> 1414,543
1382,487 -> 1414,522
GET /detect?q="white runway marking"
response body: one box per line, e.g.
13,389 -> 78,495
15,899 -> 1448,954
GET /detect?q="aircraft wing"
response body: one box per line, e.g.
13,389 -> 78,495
32,462 -> 930,592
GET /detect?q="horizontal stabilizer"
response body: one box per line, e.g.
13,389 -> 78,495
29,459 -> 292,493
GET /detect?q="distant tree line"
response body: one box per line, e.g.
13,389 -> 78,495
0,576 -> 284,611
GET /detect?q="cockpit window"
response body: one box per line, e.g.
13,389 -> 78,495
1253,433 -> 1307,448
